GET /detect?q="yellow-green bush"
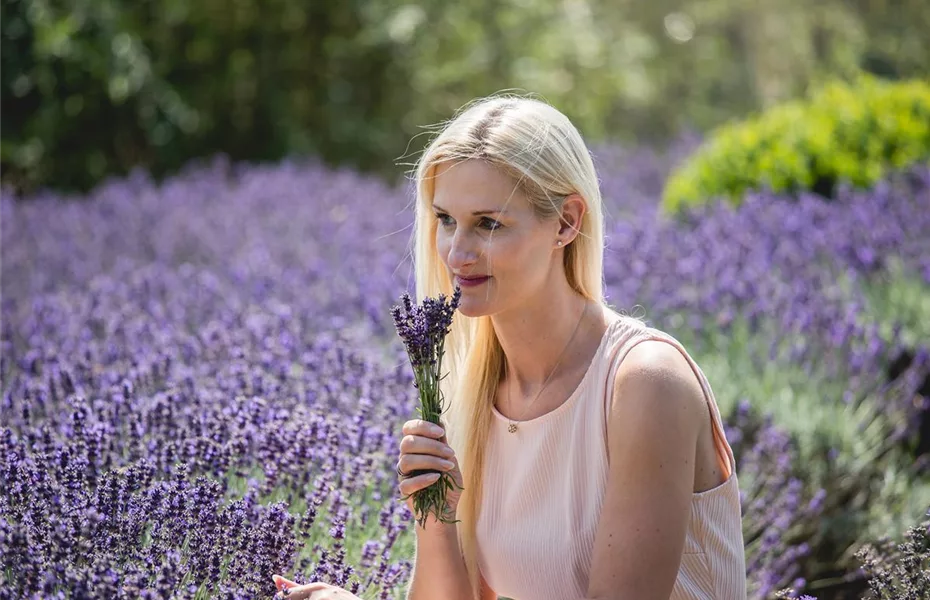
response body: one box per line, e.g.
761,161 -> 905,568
662,76 -> 930,213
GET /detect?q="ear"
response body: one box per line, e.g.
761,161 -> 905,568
557,193 -> 586,244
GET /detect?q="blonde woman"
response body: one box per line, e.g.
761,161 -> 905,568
273,95 -> 746,600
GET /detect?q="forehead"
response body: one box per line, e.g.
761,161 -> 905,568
432,159 -> 528,214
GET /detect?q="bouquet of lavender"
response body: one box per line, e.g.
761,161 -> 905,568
390,286 -> 463,527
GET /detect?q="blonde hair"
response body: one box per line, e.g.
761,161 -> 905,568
410,93 -> 607,599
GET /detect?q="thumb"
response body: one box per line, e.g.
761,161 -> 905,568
272,574 -> 298,589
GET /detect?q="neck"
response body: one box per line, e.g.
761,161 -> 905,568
491,284 -> 601,394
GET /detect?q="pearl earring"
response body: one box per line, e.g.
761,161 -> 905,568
557,240 -> 563,246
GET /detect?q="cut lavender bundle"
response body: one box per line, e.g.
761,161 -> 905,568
390,287 -> 462,527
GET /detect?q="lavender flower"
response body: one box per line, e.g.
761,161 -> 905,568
390,288 -> 462,527
854,507 -> 930,600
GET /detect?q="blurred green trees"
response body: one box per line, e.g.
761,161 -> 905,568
2,0 -> 929,194
662,76 -> 930,213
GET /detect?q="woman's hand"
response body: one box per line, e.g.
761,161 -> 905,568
396,419 -> 464,520
271,575 -> 361,600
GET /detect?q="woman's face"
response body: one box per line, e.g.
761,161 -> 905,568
432,159 -> 560,316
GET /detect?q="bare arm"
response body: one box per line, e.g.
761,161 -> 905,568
398,418 -> 482,600
585,340 -> 706,600
405,517 -> 474,600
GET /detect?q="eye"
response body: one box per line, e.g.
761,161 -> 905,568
434,213 -> 502,231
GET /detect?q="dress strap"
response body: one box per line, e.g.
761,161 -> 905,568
601,325 -> 735,479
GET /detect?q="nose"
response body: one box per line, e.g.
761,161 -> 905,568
444,228 -> 482,272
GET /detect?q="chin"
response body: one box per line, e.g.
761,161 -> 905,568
455,303 -> 489,318
454,296 -> 494,318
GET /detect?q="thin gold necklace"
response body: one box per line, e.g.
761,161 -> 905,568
505,302 -> 589,434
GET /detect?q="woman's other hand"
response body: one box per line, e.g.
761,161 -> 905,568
272,574 -> 362,600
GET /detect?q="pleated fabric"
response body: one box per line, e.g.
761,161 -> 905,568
476,304 -> 747,599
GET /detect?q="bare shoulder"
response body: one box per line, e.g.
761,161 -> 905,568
611,337 -> 706,415
605,336 -> 708,465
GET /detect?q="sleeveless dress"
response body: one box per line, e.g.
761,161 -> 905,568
476,305 -> 747,599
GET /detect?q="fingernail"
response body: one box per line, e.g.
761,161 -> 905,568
430,424 -> 444,436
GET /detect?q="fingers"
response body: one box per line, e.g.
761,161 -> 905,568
396,432 -> 456,485
283,585 -> 322,600
402,419 -> 445,439
274,584 -> 319,600
397,419 -> 455,479
399,432 -> 455,459
398,472 -> 442,498
397,420 -> 456,500
273,575 -> 326,600
397,451 -> 454,476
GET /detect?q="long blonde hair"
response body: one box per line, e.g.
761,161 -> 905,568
411,93 -> 606,599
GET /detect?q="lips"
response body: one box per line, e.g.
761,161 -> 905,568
455,274 -> 491,287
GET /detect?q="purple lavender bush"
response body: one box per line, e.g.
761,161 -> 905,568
854,507 -> 930,599
0,141 -> 928,599
1,159 -> 426,598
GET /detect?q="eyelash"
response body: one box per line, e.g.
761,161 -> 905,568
435,213 -> 502,231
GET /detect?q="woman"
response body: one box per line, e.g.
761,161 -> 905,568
273,95 -> 746,600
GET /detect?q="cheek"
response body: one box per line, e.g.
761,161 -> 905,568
434,230 -> 451,261
481,237 -> 512,270
509,239 -> 551,281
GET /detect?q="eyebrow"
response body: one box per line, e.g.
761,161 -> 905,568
431,204 -> 503,216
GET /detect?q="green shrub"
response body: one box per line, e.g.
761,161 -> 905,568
662,76 -> 930,213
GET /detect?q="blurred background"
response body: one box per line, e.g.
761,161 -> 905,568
3,0 -> 929,194
2,3 -> 930,600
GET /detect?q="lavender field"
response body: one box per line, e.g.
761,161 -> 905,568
2,143 -> 929,599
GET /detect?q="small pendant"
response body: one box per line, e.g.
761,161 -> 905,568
508,422 -> 518,433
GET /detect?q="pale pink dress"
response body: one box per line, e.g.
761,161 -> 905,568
476,305 -> 747,599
